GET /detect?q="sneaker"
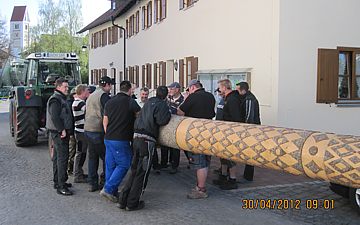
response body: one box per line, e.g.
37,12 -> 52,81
169,168 -> 177,174
220,179 -> 238,190
100,188 -> 118,203
125,201 -> 145,211
212,175 -> 227,186
187,187 -> 208,199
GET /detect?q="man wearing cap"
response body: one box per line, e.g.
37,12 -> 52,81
84,76 -> 114,192
159,82 -> 184,174
236,81 -> 261,182
177,79 -> 215,199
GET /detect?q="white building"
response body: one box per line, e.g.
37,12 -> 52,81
78,0 -> 360,136
10,6 -> 30,57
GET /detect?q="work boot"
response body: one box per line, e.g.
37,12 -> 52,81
219,178 -> 238,190
212,174 -> 227,186
169,168 -> 177,174
125,201 -> 145,211
88,184 -> 99,192
57,187 -> 73,196
74,176 -> 87,183
100,188 -> 118,203
187,186 -> 208,199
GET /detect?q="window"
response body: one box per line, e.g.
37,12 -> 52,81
160,0 -> 167,20
126,19 -> 129,38
153,63 -> 158,88
25,25 -> 28,30
108,27 -> 112,44
147,1 -> 152,28
112,26 -> 118,44
135,65 -> 140,87
180,0 -> 198,10
136,11 -> 140,34
101,29 -> 107,47
317,47 -> 360,103
154,0 -> 159,23
159,61 -> 166,85
185,56 -> 198,86
14,24 -> 19,29
142,65 -> 146,87
142,6 -> 147,30
111,0 -> 116,10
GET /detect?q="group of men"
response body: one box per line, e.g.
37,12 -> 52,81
46,75 -> 260,211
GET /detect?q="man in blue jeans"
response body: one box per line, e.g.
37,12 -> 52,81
101,81 -> 141,202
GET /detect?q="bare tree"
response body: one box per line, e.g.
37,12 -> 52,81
0,15 -> 9,51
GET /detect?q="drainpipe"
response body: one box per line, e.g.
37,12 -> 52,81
111,15 -> 126,89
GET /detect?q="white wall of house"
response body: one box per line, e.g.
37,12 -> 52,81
277,0 -> 360,135
89,0 -> 280,126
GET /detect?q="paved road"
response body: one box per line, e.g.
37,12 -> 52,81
0,101 -> 358,225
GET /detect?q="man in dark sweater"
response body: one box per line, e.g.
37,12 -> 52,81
237,81 -> 261,182
46,78 -> 73,196
118,86 -> 171,211
213,79 -> 244,190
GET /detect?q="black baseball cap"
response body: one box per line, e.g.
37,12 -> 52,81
100,76 -> 115,85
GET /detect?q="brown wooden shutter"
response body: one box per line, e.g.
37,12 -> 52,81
153,63 -> 158,88
317,49 -> 338,103
162,62 -> 166,85
135,66 -> 140,87
91,70 -> 94,84
146,64 -> 152,89
120,71 -> 123,82
142,65 -> 146,87
179,59 -> 184,90
108,27 -> 112,44
191,57 -> 198,80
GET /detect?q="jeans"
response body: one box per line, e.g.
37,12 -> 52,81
119,137 -> 156,208
85,131 -> 105,187
104,139 -> 132,194
74,132 -> 88,178
50,132 -> 69,188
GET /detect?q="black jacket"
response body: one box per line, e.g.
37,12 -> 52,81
243,91 -> 261,125
223,90 -> 244,123
134,97 -> 171,139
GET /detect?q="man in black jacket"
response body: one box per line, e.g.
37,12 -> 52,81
118,86 -> 171,211
213,79 -> 244,190
237,81 -> 261,181
46,78 -> 73,196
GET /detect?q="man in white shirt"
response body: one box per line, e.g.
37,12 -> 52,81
136,87 -> 149,108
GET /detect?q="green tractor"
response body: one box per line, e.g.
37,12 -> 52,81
8,52 -> 81,147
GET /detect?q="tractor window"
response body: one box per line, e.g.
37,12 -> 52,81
39,61 -> 79,85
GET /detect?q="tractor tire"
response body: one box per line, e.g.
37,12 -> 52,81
14,107 -> 39,147
349,188 -> 360,213
9,99 -> 14,137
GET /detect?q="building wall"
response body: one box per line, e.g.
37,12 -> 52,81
89,0 -> 280,125
9,20 -> 29,56
278,0 -> 360,135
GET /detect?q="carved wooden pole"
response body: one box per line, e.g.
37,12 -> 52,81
158,116 -> 360,188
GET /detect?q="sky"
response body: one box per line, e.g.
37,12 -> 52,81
0,0 -> 110,32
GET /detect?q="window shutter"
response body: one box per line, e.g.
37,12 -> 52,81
162,62 -> 166,85
120,71 -> 123,82
108,27 -> 112,44
146,64 -> 152,89
142,65 -> 146,87
135,65 -> 140,87
317,49 -> 338,103
91,70 -> 94,84
191,57 -> 198,80
179,59 -> 184,90
154,63 -> 158,88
